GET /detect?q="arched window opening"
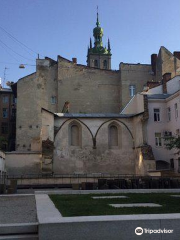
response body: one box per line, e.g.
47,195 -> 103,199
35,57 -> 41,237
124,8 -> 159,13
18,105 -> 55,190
94,60 -> 98,68
69,121 -> 82,147
103,60 -> 107,69
109,125 -> 118,148
71,125 -> 80,146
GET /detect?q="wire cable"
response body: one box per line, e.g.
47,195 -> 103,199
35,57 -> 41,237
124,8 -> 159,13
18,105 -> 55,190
0,26 -> 38,56
0,39 -> 35,62
0,61 -> 35,66
0,41 -> 19,62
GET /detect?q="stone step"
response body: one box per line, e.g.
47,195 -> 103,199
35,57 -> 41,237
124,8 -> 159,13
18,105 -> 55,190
0,234 -> 38,240
0,223 -> 38,235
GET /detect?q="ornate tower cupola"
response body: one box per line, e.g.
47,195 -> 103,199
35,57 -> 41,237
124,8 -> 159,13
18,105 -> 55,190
87,8 -> 112,70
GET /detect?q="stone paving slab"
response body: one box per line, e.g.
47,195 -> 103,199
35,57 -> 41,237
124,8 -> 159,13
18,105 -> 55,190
0,195 -> 37,224
110,203 -> 162,208
92,196 -> 128,199
171,195 -> 180,198
35,194 -> 62,224
35,189 -> 180,195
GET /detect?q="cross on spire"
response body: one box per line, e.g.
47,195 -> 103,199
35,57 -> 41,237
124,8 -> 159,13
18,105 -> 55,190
96,6 -> 100,27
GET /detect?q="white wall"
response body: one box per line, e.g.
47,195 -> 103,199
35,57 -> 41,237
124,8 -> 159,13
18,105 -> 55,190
0,151 -> 5,174
147,92 -> 180,172
121,94 -> 144,115
167,76 -> 180,94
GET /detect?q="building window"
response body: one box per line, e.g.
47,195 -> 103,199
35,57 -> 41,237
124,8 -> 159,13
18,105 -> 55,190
167,107 -> 171,121
154,108 -> 160,122
13,96 -> 17,104
103,60 -> 107,69
155,133 -> 162,147
176,129 -> 180,136
69,122 -> 82,147
12,109 -> 16,118
108,123 -> 121,149
2,96 -> 8,103
94,60 -> 98,68
129,85 -> 136,97
175,103 -> 178,119
51,96 -> 56,104
1,123 -> 8,134
3,108 -> 8,118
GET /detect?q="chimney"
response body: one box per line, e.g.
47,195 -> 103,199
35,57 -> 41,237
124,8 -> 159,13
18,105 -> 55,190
174,51 -> 180,60
151,54 -> 157,75
162,73 -> 171,94
72,58 -> 77,64
147,81 -> 161,89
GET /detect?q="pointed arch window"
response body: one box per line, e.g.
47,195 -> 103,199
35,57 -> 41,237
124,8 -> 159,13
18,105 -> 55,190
108,123 -> 121,149
69,121 -> 82,147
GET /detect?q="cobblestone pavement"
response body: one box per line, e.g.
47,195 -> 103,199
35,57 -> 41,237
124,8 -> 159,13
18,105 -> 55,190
0,195 -> 37,224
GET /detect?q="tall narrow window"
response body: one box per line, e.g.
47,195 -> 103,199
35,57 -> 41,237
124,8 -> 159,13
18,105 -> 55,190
109,124 -> 119,149
69,122 -> 82,147
103,60 -> 107,69
175,103 -> 178,119
12,109 -> 16,118
167,107 -> 171,121
129,85 -> 136,97
155,133 -> 162,147
2,96 -> 8,103
71,125 -> 79,146
3,108 -> 8,118
51,96 -> 56,104
1,123 -> 8,134
94,60 -> 98,68
154,108 -> 160,122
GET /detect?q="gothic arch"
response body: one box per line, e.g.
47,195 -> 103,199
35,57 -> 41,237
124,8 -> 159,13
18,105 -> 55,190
68,120 -> 82,147
108,121 -> 122,149
95,119 -> 134,147
55,118 -> 95,147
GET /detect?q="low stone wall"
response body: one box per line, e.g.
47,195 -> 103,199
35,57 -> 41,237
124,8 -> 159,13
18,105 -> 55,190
5,152 -> 42,175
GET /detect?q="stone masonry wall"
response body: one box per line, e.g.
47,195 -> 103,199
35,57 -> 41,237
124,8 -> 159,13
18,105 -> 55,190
16,59 -> 58,151
120,63 -> 152,108
53,117 -> 143,175
57,56 -> 121,113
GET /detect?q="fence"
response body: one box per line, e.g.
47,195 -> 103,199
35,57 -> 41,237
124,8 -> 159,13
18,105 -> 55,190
3,173 -> 180,189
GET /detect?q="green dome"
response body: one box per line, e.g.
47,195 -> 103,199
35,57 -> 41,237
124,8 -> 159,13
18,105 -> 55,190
93,26 -> 103,37
89,46 -> 109,55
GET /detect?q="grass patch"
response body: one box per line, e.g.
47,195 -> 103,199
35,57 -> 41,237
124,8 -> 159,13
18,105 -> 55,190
49,193 -> 180,217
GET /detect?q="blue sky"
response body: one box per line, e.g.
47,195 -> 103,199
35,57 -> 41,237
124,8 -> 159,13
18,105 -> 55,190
0,0 -> 180,85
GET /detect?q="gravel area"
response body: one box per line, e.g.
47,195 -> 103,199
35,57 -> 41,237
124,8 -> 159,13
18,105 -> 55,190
0,195 -> 37,224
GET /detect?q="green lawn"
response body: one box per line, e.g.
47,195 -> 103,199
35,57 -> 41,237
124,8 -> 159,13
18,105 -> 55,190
49,193 -> 180,217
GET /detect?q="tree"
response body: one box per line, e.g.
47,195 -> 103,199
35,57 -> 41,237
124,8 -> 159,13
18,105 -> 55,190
164,135 -> 180,155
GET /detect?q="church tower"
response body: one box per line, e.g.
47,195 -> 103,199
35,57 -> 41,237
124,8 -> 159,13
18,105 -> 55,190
87,9 -> 111,70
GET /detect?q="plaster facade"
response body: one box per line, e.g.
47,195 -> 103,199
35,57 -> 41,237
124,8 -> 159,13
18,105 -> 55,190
122,75 -> 180,173
16,55 -> 154,152
39,110 -> 155,175
0,151 -> 5,174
